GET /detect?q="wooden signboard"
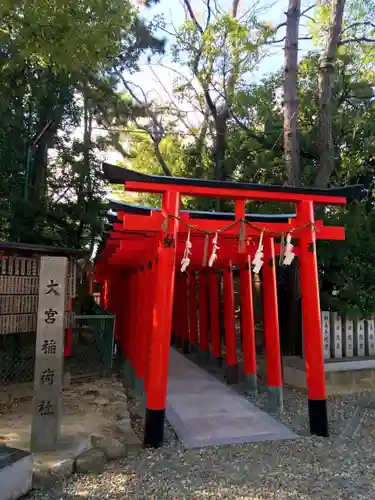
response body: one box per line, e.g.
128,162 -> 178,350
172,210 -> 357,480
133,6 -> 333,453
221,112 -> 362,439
0,256 -> 77,335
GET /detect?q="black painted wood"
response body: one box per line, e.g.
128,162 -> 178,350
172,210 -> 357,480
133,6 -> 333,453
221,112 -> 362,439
103,163 -> 363,201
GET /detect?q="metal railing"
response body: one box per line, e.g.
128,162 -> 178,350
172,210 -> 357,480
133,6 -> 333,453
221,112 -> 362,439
0,303 -> 115,385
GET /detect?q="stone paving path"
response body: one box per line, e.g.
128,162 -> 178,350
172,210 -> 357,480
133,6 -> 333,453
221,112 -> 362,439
166,349 -> 297,447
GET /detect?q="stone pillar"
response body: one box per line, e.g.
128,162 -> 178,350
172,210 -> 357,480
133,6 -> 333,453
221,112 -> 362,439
31,256 -> 68,452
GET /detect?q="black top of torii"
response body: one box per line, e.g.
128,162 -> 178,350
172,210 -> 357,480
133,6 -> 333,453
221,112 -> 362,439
103,163 -> 364,203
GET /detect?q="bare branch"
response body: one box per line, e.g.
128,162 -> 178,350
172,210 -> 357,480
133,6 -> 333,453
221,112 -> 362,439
302,14 -> 316,23
274,20 -> 287,31
108,133 -> 129,159
150,61 -> 207,115
114,72 -> 176,177
301,4 -> 316,17
198,108 -> 210,143
153,143 -> 174,176
182,0 -> 204,33
266,35 -> 312,44
205,0 -> 212,29
131,115 -> 173,177
148,66 -> 199,135
274,5 -> 315,31
339,37 -> 375,45
342,21 -> 375,32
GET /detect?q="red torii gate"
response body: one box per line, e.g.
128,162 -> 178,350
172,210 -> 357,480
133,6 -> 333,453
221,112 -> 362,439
96,163 -> 362,448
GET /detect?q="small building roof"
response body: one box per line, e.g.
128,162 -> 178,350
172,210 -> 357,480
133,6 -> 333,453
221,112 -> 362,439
0,241 -> 86,257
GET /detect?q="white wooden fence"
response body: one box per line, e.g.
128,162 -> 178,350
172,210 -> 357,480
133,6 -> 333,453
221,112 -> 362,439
321,311 -> 375,360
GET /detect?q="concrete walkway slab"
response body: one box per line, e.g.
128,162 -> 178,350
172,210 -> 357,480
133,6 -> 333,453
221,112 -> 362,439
166,349 -> 298,448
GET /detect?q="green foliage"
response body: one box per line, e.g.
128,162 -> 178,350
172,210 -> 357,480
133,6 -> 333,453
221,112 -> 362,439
319,203 -> 375,317
1,0 -> 375,319
0,0 -> 163,249
0,0 -> 139,71
112,131 -> 187,208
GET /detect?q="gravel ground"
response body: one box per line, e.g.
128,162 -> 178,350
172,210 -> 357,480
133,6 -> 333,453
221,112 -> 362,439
26,357 -> 375,500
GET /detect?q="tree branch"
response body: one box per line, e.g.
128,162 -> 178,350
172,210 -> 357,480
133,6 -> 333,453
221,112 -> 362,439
274,5 -> 315,31
153,143 -> 174,176
115,74 -> 175,177
182,0 -> 204,33
205,0 -> 212,30
342,21 -> 375,32
339,37 -> 375,45
148,66 -> 199,135
229,107 -> 317,161
266,35 -> 312,44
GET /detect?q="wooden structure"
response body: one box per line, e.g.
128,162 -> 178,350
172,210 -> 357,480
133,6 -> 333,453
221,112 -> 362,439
96,163 -> 362,448
0,243 -> 81,389
0,243 -> 78,338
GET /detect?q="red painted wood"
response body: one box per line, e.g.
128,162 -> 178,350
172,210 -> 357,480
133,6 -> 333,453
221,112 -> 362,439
137,266 -> 147,382
262,237 -> 283,389
209,272 -> 221,359
298,201 -> 327,401
223,264 -> 237,367
188,272 -> 198,348
173,274 -> 189,343
146,191 -> 180,410
235,200 -> 246,219
115,214 -> 344,241
119,276 -> 130,357
123,180 -> 347,205
198,272 -> 209,353
145,260 -> 157,391
172,276 -> 182,347
240,256 -> 257,377
64,296 -> 73,357
130,272 -> 140,376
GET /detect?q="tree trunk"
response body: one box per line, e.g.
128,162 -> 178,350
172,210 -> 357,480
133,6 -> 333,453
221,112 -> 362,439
279,0 -> 302,355
315,0 -> 345,188
213,111 -> 229,180
283,0 -> 301,186
77,91 -> 92,242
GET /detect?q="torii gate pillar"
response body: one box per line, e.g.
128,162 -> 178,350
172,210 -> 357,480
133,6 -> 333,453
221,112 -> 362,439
144,191 -> 180,448
298,200 -> 328,437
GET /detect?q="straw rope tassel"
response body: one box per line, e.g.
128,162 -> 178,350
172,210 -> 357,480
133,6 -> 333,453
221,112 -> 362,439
181,230 -> 192,273
208,232 -> 220,267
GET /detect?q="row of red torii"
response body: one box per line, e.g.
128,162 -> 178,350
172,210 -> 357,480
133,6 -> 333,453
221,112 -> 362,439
95,163 -> 362,448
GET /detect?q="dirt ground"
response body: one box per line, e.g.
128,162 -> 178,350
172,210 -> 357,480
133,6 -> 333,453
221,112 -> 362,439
0,376 -> 131,450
